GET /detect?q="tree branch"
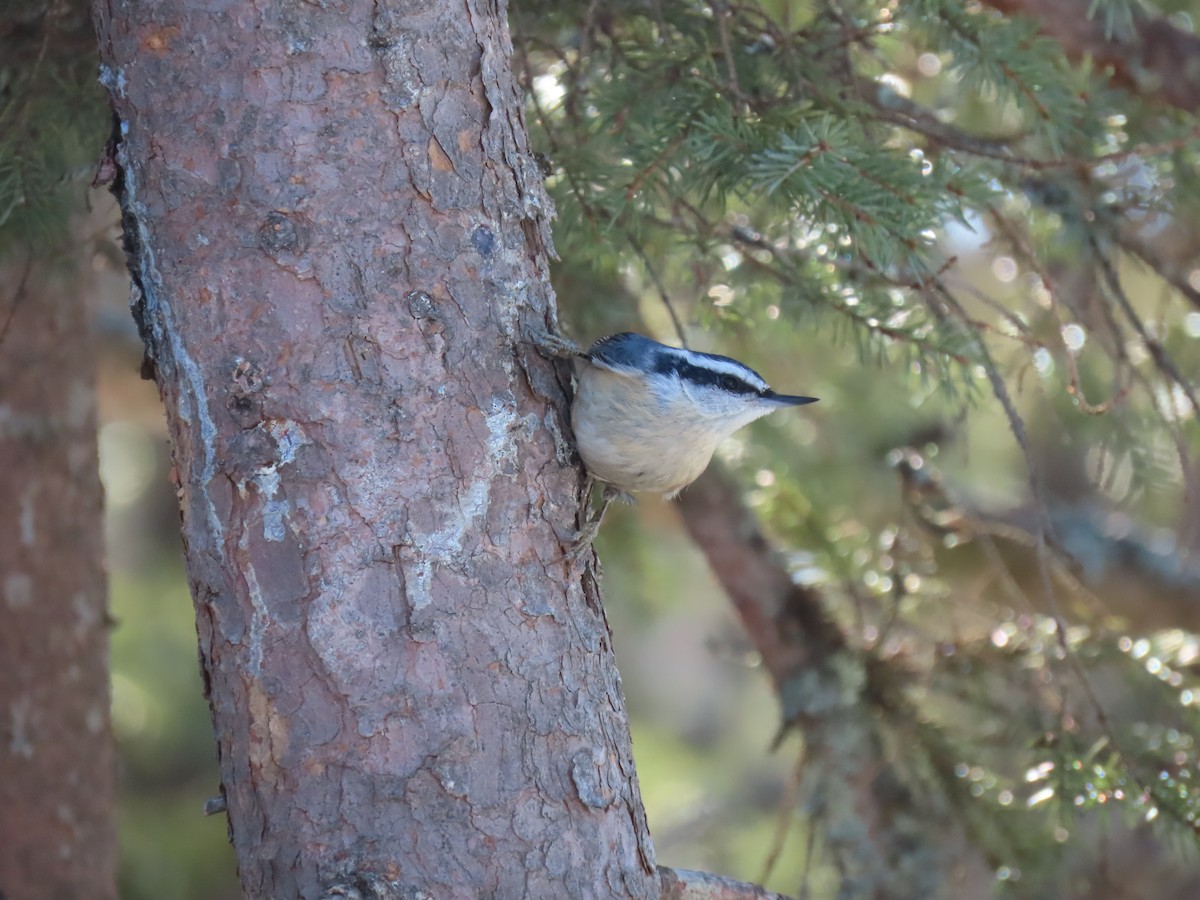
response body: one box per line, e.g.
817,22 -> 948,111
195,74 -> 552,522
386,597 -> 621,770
674,467 -> 846,690
675,466 -> 986,898
980,0 -> 1200,112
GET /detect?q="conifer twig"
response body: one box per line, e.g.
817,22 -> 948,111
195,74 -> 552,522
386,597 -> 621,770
979,0 -> 1200,112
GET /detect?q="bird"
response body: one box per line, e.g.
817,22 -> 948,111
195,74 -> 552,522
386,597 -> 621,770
535,330 -> 818,554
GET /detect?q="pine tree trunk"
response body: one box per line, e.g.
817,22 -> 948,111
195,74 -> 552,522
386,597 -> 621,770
0,245 -> 116,899
93,0 -> 657,896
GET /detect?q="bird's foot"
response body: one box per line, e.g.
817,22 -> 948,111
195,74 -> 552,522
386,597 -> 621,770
528,326 -> 581,360
563,483 -> 632,561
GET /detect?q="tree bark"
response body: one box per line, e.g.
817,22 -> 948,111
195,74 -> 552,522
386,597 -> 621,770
0,248 -> 116,898
93,0 -> 656,896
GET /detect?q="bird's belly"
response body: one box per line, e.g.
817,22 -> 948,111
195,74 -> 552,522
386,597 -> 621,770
570,366 -> 726,496
572,415 -> 716,496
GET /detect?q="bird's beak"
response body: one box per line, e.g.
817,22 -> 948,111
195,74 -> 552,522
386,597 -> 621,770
763,391 -> 819,406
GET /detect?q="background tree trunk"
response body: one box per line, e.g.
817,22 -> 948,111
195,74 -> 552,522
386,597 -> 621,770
0,245 -> 116,898
1,4 -> 116,894
93,0 -> 658,896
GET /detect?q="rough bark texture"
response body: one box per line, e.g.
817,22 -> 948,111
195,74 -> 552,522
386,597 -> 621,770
92,0 -> 656,896
0,249 -> 116,899
981,0 -> 1200,112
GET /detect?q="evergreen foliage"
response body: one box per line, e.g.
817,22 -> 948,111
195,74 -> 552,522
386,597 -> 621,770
0,7 -> 109,257
514,0 -> 1200,894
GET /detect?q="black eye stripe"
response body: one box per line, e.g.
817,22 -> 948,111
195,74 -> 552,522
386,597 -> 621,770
587,333 -> 770,395
652,355 -> 763,395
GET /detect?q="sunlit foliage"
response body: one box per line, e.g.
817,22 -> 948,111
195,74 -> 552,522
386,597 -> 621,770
513,0 -> 1200,894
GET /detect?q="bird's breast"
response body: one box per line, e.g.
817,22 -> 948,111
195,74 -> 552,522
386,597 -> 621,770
571,367 -> 722,496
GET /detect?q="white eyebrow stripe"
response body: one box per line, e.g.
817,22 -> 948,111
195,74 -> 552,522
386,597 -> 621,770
670,347 -> 770,392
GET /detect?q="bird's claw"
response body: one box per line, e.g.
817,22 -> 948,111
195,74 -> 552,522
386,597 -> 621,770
528,326 -> 581,360
561,483 -> 635,562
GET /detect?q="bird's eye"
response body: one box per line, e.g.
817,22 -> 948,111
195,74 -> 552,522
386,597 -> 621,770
719,375 -> 741,392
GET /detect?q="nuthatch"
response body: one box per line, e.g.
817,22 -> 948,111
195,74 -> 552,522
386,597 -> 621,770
537,330 -> 817,551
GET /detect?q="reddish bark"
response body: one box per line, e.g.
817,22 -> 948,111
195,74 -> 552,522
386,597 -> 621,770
0,248 -> 116,898
93,0 -> 656,896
